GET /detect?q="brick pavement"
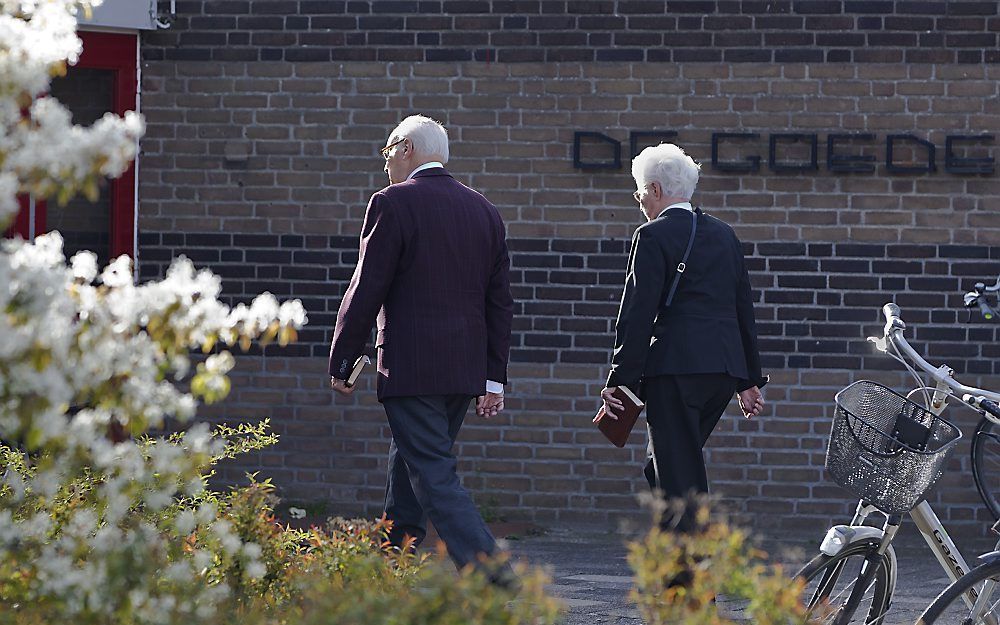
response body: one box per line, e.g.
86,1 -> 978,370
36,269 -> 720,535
505,522 -> 1000,625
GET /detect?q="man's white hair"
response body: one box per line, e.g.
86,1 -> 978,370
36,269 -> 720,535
631,143 -> 700,199
389,114 -> 449,164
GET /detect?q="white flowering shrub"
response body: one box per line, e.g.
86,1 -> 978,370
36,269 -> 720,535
0,2 -> 305,622
0,233 -> 309,624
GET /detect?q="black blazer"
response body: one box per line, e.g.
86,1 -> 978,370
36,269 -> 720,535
328,168 -> 514,400
606,206 -> 766,393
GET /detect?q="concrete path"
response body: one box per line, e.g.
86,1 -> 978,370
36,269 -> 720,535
505,523 -> 999,625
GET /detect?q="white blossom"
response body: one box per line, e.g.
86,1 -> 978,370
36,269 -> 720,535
279,299 -> 308,327
99,254 -> 132,288
245,560 -> 267,580
195,503 -> 217,525
212,519 -> 242,556
69,249 -> 98,282
192,549 -> 212,573
204,351 -> 235,375
174,509 -> 197,536
242,542 -> 262,559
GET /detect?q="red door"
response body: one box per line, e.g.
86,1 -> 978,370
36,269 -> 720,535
6,31 -> 138,267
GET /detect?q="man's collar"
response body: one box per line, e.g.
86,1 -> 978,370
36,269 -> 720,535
665,201 -> 693,212
653,201 -> 695,220
407,161 -> 445,180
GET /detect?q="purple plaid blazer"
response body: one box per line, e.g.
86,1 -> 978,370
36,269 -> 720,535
328,167 -> 514,401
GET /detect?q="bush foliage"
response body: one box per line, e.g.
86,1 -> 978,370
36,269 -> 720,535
0,421 -> 561,625
629,500 -> 809,625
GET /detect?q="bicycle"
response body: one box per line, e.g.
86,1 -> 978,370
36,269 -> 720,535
795,303 -> 1000,625
964,276 -> 1000,519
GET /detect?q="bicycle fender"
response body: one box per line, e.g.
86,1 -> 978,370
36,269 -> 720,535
976,550 -> 1000,566
818,526 -> 898,600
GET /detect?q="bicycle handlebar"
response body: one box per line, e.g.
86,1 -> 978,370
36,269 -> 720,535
979,398 -> 1000,420
882,302 -> 902,326
883,302 -> 901,321
978,298 -> 996,321
879,302 -> 1000,404
963,276 -> 1000,320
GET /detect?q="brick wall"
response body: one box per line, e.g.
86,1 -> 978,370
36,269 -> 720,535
138,3 -> 1000,533
146,1 -> 1000,64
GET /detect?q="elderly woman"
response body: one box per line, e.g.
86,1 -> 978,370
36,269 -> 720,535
601,143 -> 767,533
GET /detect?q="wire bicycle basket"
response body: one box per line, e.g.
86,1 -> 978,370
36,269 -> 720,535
826,380 -> 962,515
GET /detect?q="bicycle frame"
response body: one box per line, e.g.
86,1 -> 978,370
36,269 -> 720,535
908,502 -> 977,592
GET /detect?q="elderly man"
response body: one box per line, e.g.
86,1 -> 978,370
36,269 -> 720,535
601,143 -> 767,533
328,115 -> 515,580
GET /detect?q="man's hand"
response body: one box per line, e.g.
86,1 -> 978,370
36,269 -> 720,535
476,392 -> 504,418
738,386 -> 764,419
598,387 -> 624,421
331,377 -> 355,396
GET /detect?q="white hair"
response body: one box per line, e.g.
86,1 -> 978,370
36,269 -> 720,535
388,115 -> 449,164
631,143 -> 700,199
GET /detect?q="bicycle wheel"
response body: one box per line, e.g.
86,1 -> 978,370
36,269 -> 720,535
795,539 -> 895,625
972,416 -> 1000,520
916,558 -> 1000,625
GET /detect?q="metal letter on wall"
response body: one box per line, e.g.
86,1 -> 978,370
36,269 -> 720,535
573,132 -> 621,170
827,134 -> 877,173
711,133 -> 760,172
629,131 -> 678,159
886,134 -> 936,173
945,135 -> 995,174
769,133 -> 819,172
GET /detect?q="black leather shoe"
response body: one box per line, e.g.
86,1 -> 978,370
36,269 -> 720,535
484,563 -> 522,593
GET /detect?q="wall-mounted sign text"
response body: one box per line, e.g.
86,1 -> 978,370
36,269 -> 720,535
572,131 -> 995,175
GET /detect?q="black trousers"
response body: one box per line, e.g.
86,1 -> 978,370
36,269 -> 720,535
642,373 -> 738,532
382,394 -> 499,569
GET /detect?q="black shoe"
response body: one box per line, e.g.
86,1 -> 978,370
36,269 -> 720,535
664,569 -> 693,590
485,563 -> 522,593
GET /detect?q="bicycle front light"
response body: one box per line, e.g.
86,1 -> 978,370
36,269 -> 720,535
820,525 -> 857,556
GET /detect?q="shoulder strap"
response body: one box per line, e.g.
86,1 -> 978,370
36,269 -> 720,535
663,208 -> 698,308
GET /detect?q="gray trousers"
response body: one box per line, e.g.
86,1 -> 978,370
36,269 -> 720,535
382,394 -> 499,569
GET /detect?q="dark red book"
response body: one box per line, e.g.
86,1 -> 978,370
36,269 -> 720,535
593,385 -> 644,448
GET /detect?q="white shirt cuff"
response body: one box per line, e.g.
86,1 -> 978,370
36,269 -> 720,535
486,380 -> 504,394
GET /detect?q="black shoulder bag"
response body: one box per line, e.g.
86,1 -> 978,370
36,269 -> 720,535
663,208 -> 698,308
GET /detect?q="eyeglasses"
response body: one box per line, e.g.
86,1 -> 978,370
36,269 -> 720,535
632,182 -> 656,204
633,184 -> 651,202
380,138 -> 406,159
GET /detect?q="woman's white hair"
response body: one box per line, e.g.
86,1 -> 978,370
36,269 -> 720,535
631,143 -> 700,199
389,115 -> 449,164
